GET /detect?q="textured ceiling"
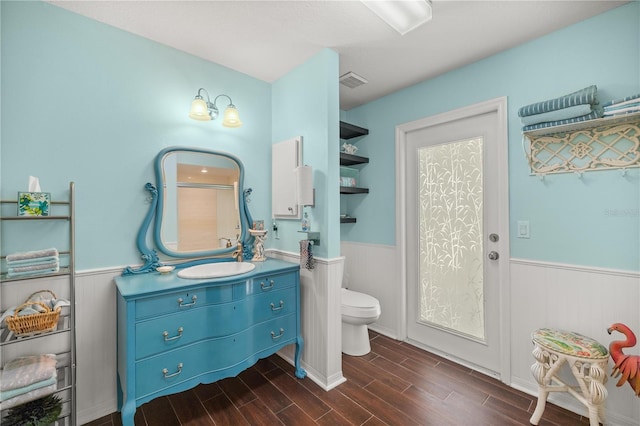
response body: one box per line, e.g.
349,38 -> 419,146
48,0 -> 628,110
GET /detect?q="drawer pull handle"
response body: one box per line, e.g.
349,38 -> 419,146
163,327 -> 184,342
162,363 -> 183,379
270,301 -> 284,312
271,328 -> 285,340
261,280 -> 275,291
177,295 -> 197,308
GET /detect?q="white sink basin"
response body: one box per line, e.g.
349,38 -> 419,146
177,262 -> 256,279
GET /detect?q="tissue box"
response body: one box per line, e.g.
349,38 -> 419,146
18,192 -> 51,216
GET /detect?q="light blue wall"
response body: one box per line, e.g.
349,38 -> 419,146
271,49 -> 341,259
1,1 -> 273,269
343,2 -> 640,272
3,2 -> 638,271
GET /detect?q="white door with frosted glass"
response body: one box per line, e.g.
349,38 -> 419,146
400,98 -> 508,377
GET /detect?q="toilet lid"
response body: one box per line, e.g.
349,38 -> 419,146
342,288 -> 379,308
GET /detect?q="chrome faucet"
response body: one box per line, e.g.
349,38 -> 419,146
232,242 -> 243,262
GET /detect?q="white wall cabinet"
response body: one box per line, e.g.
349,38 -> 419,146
272,136 -> 302,219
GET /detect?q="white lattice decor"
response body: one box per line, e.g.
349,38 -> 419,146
524,113 -> 640,175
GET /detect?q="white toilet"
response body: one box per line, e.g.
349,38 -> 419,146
341,288 -> 381,356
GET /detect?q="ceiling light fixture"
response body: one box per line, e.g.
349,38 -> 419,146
361,0 -> 432,35
189,88 -> 242,128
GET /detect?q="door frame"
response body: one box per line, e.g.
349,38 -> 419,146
395,97 -> 511,382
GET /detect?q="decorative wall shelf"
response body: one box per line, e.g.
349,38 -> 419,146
340,186 -> 369,194
339,121 -> 370,224
340,121 -> 369,140
523,112 -> 640,175
340,153 -> 369,166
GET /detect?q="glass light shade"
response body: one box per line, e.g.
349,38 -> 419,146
222,106 -> 243,128
361,0 -> 432,35
189,98 -> 212,121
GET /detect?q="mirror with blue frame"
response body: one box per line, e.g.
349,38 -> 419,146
123,146 -> 253,275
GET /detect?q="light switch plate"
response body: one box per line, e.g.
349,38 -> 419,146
517,220 -> 530,238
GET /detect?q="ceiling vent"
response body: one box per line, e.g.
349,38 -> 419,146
340,72 -> 368,89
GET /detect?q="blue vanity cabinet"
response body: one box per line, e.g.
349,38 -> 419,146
115,259 -> 305,426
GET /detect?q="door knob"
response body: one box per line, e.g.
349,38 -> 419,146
488,251 -> 499,260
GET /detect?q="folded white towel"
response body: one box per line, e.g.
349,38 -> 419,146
8,261 -> 59,274
0,375 -> 57,401
6,265 -> 59,278
0,383 -> 56,410
6,248 -> 58,262
6,255 -> 59,267
1,354 -> 57,392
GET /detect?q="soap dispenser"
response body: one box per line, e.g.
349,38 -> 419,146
301,212 -> 310,232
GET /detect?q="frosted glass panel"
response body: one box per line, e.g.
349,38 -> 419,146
418,137 -> 485,340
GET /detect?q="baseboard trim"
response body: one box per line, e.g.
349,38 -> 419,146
276,352 -> 346,391
368,324 -> 397,341
78,398 -> 118,425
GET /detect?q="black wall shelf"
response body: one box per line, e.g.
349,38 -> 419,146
340,121 -> 369,139
340,153 -> 369,166
340,121 -> 369,224
340,186 -> 369,194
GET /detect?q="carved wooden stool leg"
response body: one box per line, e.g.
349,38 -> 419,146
530,343 -> 565,425
530,388 -> 548,425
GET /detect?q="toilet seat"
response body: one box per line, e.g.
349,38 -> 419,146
341,288 -> 381,319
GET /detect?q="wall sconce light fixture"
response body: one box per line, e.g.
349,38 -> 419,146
189,88 -> 243,128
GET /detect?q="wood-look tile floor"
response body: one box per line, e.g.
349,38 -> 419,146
87,331 -> 589,426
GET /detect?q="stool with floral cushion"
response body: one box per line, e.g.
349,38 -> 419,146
530,328 -> 609,426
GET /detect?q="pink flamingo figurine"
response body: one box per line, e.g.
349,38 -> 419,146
607,323 -> 640,396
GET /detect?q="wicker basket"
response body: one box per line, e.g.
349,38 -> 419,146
5,290 -> 61,336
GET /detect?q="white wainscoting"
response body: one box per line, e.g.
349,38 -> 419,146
267,250 -> 346,391
75,268 -> 121,425
340,241 -> 399,339
510,258 -> 640,426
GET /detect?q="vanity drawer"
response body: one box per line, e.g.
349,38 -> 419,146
250,312 -> 297,354
136,285 -> 234,320
246,271 -> 297,295
135,313 -> 297,398
136,300 -> 248,359
247,287 -> 297,325
135,334 -> 239,398
136,287 -> 297,359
